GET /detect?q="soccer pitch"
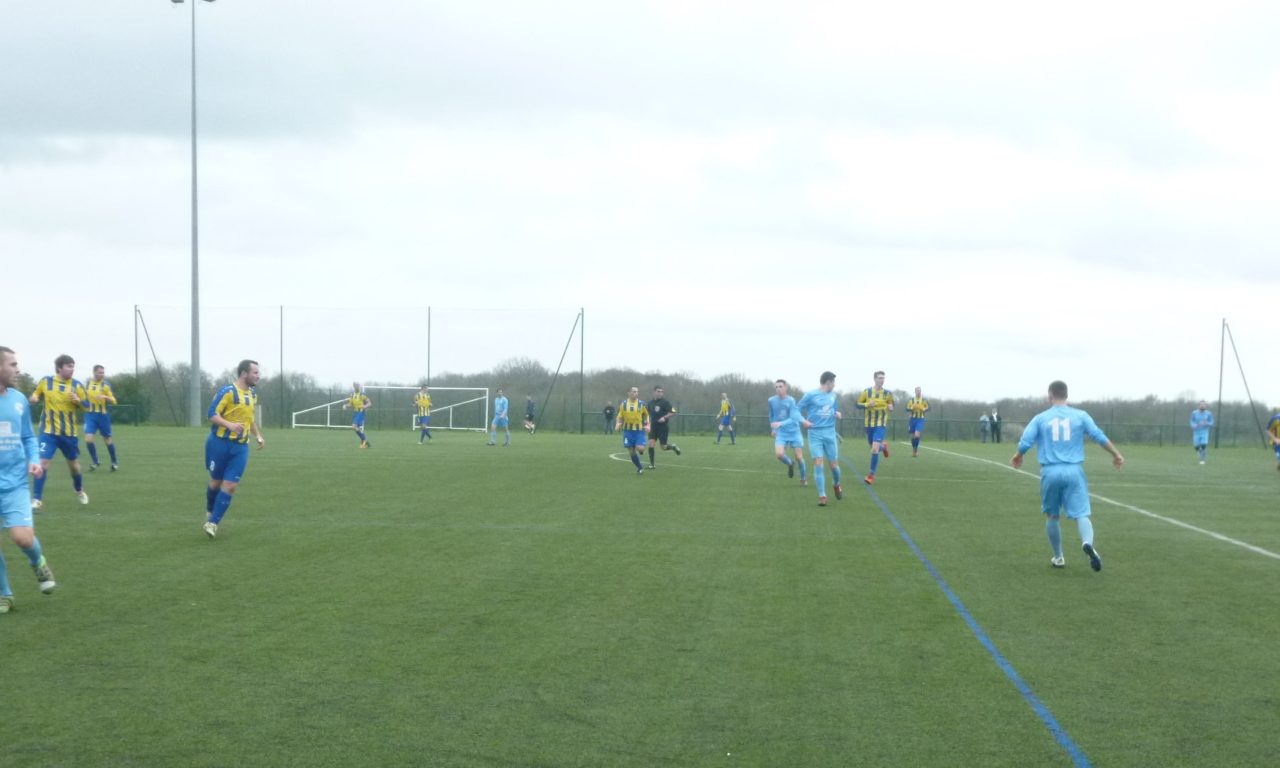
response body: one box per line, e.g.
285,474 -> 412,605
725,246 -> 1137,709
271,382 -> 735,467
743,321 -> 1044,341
5,427 -> 1278,767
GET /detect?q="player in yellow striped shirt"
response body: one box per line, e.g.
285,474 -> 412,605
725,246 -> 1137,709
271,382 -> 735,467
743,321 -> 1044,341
28,354 -> 89,508
343,382 -> 372,448
615,386 -> 651,473
203,359 -> 265,538
855,370 -> 895,484
906,387 -> 930,458
414,385 -> 432,443
85,364 -> 119,471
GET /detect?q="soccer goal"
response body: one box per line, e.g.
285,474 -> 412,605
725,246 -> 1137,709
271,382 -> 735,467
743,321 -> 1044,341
291,386 -> 490,432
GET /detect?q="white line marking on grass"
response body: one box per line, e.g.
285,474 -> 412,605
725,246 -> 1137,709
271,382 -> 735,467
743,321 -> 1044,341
606,452 -> 761,473
922,445 -> 1280,562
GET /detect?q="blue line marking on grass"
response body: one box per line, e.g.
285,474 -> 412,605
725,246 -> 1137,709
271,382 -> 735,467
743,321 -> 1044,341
864,485 -> 1093,768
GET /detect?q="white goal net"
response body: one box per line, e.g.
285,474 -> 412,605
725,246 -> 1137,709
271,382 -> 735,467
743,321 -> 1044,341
291,386 -> 490,432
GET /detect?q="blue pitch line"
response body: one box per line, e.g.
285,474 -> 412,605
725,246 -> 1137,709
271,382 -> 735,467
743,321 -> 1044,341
862,484 -> 1092,768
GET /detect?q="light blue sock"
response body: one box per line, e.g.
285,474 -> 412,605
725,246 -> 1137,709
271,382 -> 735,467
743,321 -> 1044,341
19,537 -> 43,568
1077,516 -> 1095,548
210,491 -> 234,524
0,549 -> 10,596
831,465 -> 842,486
503,432 -> 510,446
798,460 -> 807,481
489,431 -> 496,443
1046,517 -> 1062,557
814,464 -> 826,496
779,455 -> 792,466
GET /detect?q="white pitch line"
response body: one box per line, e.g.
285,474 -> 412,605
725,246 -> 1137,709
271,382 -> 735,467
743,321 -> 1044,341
606,452 -> 761,473
921,444 -> 1280,561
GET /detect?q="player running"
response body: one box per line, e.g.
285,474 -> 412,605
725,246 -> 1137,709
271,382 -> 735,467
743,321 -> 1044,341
856,370 -> 894,485
769,379 -> 807,485
796,371 -> 843,506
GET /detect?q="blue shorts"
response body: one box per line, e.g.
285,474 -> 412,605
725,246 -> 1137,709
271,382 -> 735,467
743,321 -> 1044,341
352,412 -> 366,428
622,429 -> 647,449
908,418 -> 924,434
493,416 -> 509,428
720,416 -> 733,427
85,413 -> 113,437
775,432 -> 804,449
205,435 -> 250,484
808,429 -> 838,461
0,487 -> 35,529
416,415 -> 430,426
1192,430 -> 1209,448
1039,463 -> 1091,519
38,434 -> 79,461
865,426 -> 886,444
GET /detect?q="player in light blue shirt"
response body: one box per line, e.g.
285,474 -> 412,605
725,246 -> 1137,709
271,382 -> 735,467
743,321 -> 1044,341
1189,401 -> 1214,464
488,389 -> 510,446
796,371 -> 843,506
1012,380 -> 1124,572
0,346 -> 57,612
768,379 -> 806,485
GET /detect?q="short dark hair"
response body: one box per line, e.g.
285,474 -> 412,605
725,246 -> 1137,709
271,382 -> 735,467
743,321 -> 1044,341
775,379 -> 787,386
93,364 -> 105,373
820,371 -> 836,385
874,370 -> 885,377
1049,380 -> 1068,399
237,359 -> 258,376
653,385 -> 663,391
0,346 -> 13,358
54,354 -> 74,369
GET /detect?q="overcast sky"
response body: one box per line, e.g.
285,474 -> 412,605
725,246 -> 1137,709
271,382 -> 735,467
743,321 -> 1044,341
2,1 -> 1277,403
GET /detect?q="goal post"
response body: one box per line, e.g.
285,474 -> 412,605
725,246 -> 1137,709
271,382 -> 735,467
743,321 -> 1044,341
291,386 -> 490,432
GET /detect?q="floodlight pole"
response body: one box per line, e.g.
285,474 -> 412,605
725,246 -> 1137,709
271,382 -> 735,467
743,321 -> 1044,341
174,0 -> 216,425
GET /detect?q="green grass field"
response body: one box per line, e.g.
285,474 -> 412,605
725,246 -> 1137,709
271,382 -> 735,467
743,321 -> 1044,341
5,426 -> 1279,767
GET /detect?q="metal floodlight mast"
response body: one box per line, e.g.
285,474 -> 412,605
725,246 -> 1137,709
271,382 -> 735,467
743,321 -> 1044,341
171,0 -> 216,425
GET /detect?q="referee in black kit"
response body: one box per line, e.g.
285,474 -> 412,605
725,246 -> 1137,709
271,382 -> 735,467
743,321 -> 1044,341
646,385 -> 682,469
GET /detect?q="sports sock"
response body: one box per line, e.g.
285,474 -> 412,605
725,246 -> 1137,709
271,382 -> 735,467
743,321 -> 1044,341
648,447 -> 655,465
729,432 -> 735,445
489,431 -> 496,443
34,473 -> 46,500
73,473 -> 83,492
715,432 -> 722,443
503,432 -> 510,446
814,464 -> 825,496
210,491 -> 234,524
869,453 -> 880,474
631,453 -> 642,469
206,485 -> 219,512
1077,516 -> 1095,547
0,549 -> 10,596
798,460 -> 807,481
108,443 -> 118,464
831,465 -> 842,486
779,455 -> 792,466
911,437 -> 920,451
87,443 -> 99,465
19,537 -> 43,568
1046,517 -> 1062,557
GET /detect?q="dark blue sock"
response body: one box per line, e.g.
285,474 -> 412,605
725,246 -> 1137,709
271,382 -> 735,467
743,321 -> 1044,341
206,486 -> 219,513
73,473 -> 83,492
87,443 -> 100,465
870,453 -> 880,474
108,443 -> 118,463
210,491 -> 233,524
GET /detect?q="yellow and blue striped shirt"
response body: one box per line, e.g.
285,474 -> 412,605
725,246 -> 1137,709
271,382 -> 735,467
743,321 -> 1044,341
86,379 -> 116,415
906,397 -> 929,419
414,393 -> 431,417
857,387 -> 894,428
348,392 -> 370,412
208,384 -> 258,444
617,399 -> 649,431
32,376 -> 87,436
